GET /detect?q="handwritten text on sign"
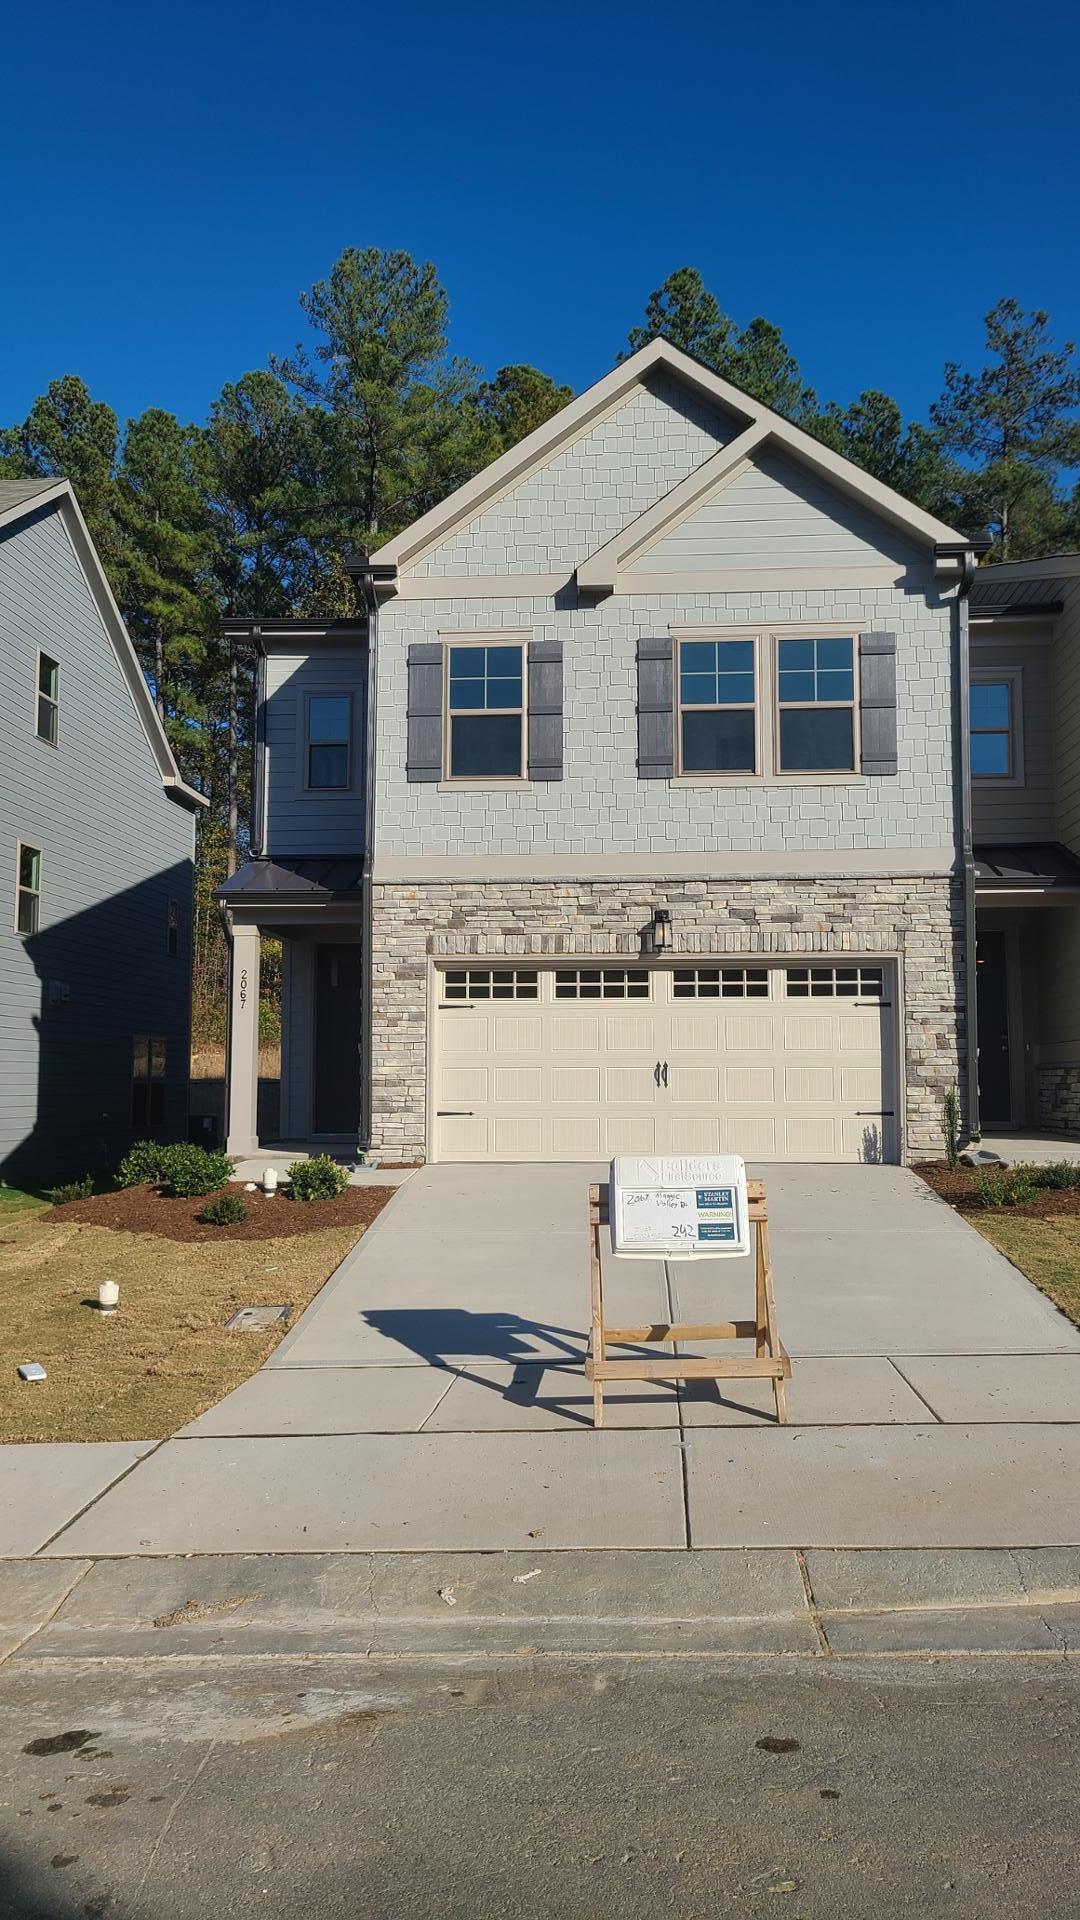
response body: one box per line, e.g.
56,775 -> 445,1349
610,1155 -> 751,1259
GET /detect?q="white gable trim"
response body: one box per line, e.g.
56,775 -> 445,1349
369,339 -> 968,582
2,481 -> 206,811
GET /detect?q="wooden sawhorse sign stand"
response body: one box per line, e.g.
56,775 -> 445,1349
585,1178 -> 790,1428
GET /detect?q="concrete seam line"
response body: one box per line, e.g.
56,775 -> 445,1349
0,1559 -> 95,1669
796,1550 -> 832,1656
415,1365 -> 467,1434
33,1439 -> 172,1556
885,1356 -> 946,1423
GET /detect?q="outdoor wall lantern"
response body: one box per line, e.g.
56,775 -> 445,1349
647,907 -> 673,954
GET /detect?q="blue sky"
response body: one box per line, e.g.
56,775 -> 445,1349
3,0 -> 1078,433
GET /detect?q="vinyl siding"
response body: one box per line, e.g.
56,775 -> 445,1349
0,504 -> 195,1182
1034,902 -> 1080,1057
263,647 -> 366,857
1054,578 -> 1080,855
634,447 -> 922,575
970,635 -> 1057,842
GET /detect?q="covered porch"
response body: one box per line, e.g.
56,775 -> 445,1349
975,843 -> 1080,1141
216,856 -> 365,1162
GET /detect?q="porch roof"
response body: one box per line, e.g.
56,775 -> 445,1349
217,856 -> 364,904
974,842 -> 1080,891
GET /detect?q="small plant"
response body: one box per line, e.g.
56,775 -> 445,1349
941,1088 -> 961,1171
115,1140 -> 169,1188
1031,1161 -> 1080,1192
974,1166 -> 1038,1210
45,1175 -> 95,1205
161,1144 -> 234,1198
198,1192 -> 247,1227
286,1154 -> 349,1202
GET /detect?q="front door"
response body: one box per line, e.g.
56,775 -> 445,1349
313,943 -> 362,1135
976,931 -> 1012,1125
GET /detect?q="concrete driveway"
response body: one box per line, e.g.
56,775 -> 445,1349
26,1165 -> 1080,1556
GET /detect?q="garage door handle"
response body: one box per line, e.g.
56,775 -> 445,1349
436,1111 -> 474,1117
856,1110 -> 894,1117
654,1061 -> 661,1087
661,1061 -> 669,1088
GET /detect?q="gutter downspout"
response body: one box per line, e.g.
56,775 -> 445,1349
954,549 -> 981,1142
250,629 -> 268,858
356,569 -> 379,1159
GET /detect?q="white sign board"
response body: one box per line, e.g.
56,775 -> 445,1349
610,1154 -> 751,1260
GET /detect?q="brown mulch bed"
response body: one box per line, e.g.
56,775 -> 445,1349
49,1182 -> 394,1244
916,1161 -> 1080,1218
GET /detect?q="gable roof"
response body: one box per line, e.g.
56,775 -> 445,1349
0,479 -> 205,811
367,339 -> 969,584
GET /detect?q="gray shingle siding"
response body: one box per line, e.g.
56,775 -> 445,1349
0,504 -> 195,1182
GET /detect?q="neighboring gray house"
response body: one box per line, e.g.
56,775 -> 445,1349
0,478 -> 204,1184
969,557 -> 1080,1133
219,340 -> 985,1166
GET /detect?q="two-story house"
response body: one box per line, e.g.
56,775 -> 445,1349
0,477 -> 204,1184
970,557 -> 1080,1136
220,342 -> 981,1168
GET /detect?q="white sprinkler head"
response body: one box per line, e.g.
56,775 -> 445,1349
98,1280 -> 120,1313
263,1167 -> 278,1195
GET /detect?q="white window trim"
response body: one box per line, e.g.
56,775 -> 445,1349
14,840 -> 42,937
301,690 -> 355,795
970,668 -> 1024,788
35,649 -> 59,748
670,625 -> 864,784
441,633 -> 528,786
673,630 -> 762,781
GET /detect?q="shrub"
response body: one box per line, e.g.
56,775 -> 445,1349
1031,1161 -> 1080,1192
286,1154 -> 349,1202
46,1175 -> 95,1205
974,1166 -> 1039,1210
258,997 -> 281,1047
941,1088 -> 961,1171
198,1192 -> 247,1227
115,1140 -> 169,1188
161,1144 -> 234,1198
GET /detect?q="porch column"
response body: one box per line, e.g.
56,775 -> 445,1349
225,923 -> 261,1158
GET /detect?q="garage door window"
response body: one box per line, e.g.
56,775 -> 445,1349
554,968 -> 650,1000
673,966 -> 769,998
443,968 -> 539,1001
786,966 -> 883,998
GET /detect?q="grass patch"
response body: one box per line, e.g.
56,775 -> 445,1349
969,1214 -> 1080,1330
0,1196 -> 390,1443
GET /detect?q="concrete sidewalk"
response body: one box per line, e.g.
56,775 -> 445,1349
6,1164 -> 1080,1557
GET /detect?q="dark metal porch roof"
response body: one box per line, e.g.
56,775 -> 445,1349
217,856 -> 364,903
974,843 -> 1080,890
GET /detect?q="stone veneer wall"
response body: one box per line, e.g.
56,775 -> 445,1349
1036,1066 -> 1080,1136
369,875 -> 965,1164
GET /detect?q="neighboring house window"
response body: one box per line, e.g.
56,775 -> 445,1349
970,678 -> 1018,779
445,642 -> 525,779
677,638 -> 757,775
166,897 -> 180,957
306,695 -> 351,789
15,844 -> 41,935
131,1035 -> 166,1132
776,636 -> 857,773
36,653 -> 59,745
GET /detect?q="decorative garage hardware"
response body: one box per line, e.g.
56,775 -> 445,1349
673,966 -> 769,999
586,1162 -> 790,1428
442,969 -> 540,1001
554,968 -> 651,999
652,1061 -> 670,1087
644,905 -> 673,954
785,966 -> 884,998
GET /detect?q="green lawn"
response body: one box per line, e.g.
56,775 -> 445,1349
970,1214 -> 1080,1330
0,1185 -> 48,1218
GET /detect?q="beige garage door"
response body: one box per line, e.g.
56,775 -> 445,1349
431,961 -> 897,1163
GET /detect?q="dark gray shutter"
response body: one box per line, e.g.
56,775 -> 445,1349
637,636 -> 674,779
406,642 -> 443,782
527,641 -> 563,781
859,631 -> 898,776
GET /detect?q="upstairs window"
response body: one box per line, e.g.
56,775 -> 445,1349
970,679 -> 1017,780
15,844 -> 41,935
36,653 -> 59,745
677,638 -> 757,774
446,643 -> 524,779
776,636 -> 857,773
306,695 -> 351,790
